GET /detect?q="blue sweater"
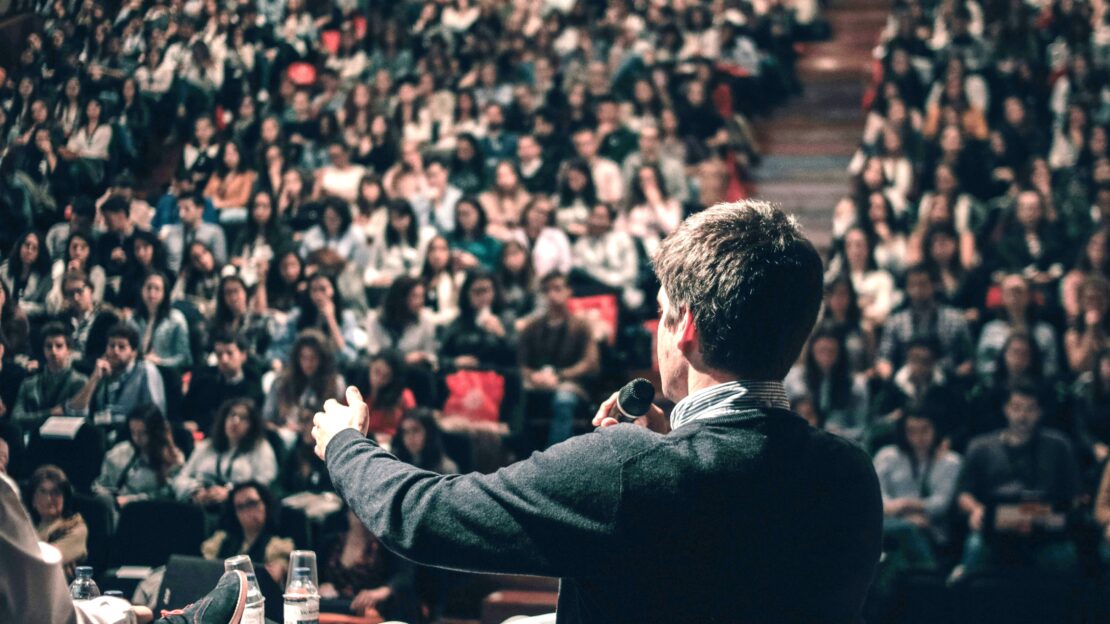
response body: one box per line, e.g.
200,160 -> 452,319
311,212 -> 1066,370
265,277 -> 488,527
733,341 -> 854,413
326,407 -> 882,623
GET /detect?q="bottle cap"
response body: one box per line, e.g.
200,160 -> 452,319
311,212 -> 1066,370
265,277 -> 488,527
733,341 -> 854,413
75,566 -> 93,576
293,566 -> 311,578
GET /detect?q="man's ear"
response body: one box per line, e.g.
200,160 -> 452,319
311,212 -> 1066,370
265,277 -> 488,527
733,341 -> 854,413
675,306 -> 698,356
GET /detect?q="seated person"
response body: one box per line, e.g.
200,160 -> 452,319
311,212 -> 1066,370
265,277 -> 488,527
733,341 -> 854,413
955,382 -> 1083,577
174,398 -> 278,505
317,508 -> 419,622
359,350 -> 416,441
391,409 -> 458,474
267,273 -> 368,366
570,203 -> 643,310
518,272 -> 599,447
440,269 -> 518,372
783,327 -> 869,444
130,271 -> 193,371
262,329 -> 345,445
279,419 -> 333,495
365,276 -> 440,405
160,190 -> 228,274
57,269 -> 120,374
11,322 -> 87,427
874,412 -> 963,570
68,323 -> 166,426
26,465 -> 87,578
201,480 -> 293,585
876,265 -> 973,380
871,336 -> 964,450
183,333 -> 264,434
92,405 -> 184,509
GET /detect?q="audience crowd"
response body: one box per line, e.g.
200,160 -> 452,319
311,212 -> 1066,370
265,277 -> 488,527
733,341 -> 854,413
10,0 -> 1110,618
810,0 -> 1110,616
0,0 -> 823,620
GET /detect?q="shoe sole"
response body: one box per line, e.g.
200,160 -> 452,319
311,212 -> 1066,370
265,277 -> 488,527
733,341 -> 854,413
227,570 -> 248,624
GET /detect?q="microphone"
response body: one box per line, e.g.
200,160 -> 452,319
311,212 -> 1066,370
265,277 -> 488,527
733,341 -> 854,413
613,378 -> 655,423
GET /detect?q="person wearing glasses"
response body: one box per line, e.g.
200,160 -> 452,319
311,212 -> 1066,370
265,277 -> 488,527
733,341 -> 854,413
174,398 -> 277,506
201,480 -> 292,585
25,465 -> 87,579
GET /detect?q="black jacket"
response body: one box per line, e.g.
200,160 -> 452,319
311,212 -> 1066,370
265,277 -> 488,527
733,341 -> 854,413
326,407 -> 883,623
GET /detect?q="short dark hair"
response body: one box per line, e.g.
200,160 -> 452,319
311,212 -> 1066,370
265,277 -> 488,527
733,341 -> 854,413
653,201 -> 824,380
1006,379 -> 1042,406
107,323 -> 140,350
540,271 -> 568,290
212,331 -> 249,353
40,322 -> 71,348
101,195 -> 129,214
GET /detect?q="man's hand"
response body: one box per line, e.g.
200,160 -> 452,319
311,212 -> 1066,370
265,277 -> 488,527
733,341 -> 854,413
592,389 -> 669,434
313,386 -> 369,460
351,586 -> 391,613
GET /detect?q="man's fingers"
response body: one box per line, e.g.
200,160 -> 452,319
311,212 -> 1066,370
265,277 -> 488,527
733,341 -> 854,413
592,392 -> 620,426
323,398 -> 341,414
313,411 -> 324,428
347,385 -> 365,407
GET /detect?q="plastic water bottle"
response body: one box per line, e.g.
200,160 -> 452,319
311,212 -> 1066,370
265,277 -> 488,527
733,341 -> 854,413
283,566 -> 320,624
69,566 -> 101,600
224,555 -> 266,624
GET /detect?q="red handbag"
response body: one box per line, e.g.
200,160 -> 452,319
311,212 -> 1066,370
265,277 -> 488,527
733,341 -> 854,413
443,370 -> 506,423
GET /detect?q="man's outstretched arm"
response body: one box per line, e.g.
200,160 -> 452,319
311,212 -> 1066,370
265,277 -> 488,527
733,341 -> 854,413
318,387 -> 635,579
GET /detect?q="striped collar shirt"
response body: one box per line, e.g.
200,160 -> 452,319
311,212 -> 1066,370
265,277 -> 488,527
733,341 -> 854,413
670,380 -> 791,431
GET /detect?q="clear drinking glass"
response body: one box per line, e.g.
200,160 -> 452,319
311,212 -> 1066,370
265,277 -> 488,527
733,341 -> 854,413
286,550 -> 318,589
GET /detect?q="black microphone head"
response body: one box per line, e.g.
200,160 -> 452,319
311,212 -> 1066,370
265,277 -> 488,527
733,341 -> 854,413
618,378 -> 655,418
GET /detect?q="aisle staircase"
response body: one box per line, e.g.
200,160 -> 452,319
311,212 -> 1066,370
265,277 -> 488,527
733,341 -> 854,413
752,0 -> 889,253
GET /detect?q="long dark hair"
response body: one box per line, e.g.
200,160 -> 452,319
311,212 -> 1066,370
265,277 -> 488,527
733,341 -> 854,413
218,480 -> 278,539
128,405 -> 177,484
277,329 -> 340,407
821,275 -> 862,329
134,271 -> 172,326
993,330 -> 1045,386
210,397 -> 264,453
558,158 -> 597,207
894,411 -> 942,470
803,326 -> 853,412
379,275 -> 421,334
497,240 -> 534,291
214,274 -> 250,329
7,230 -> 51,277
62,230 -> 96,269
452,197 -> 488,241
354,348 -> 407,409
457,268 -> 504,321
243,190 -> 283,242
297,273 -> 344,331
384,199 -> 420,247
1091,348 -> 1110,404
265,251 -> 304,312
628,164 -> 669,206
390,408 -> 449,471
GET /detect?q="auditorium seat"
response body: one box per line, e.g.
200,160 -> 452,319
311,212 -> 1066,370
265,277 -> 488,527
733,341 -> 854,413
110,500 -> 206,568
25,420 -> 106,493
951,569 -> 1081,624
72,493 -> 113,574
